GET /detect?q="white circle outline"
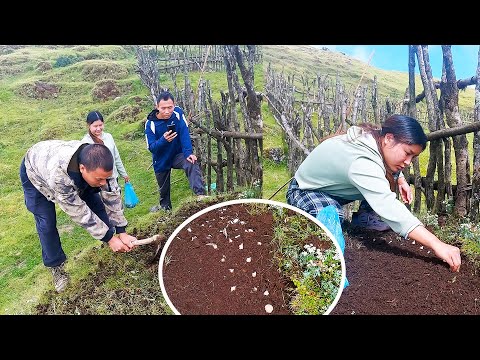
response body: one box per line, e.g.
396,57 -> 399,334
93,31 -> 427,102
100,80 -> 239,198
158,198 -> 346,315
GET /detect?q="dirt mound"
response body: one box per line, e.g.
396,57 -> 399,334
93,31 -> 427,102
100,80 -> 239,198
17,81 -> 60,99
92,80 -> 124,101
0,53 -> 31,76
36,61 -> 52,73
82,61 -> 129,81
109,104 -> 144,123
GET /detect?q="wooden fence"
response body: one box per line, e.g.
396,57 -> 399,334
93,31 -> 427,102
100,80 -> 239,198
135,45 -> 264,196
264,45 -> 480,220
147,45 -> 262,76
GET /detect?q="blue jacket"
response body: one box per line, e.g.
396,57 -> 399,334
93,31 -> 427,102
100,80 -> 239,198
144,106 -> 193,173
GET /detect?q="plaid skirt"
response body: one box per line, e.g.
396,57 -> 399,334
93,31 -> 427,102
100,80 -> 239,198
286,178 -> 351,222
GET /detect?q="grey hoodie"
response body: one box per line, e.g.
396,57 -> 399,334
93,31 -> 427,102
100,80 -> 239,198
295,126 -> 422,238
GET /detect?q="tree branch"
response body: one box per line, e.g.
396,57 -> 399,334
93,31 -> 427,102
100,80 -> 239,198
415,76 -> 478,103
427,122 -> 480,141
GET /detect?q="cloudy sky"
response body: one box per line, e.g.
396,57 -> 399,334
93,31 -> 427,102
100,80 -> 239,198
312,45 -> 479,80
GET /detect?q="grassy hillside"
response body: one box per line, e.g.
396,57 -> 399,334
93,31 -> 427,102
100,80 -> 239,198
262,44 -> 478,186
1,45 -> 477,314
263,45 -> 476,109
0,45 -> 245,313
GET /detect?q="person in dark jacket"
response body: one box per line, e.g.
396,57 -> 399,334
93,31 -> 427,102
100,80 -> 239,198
145,91 -> 207,211
20,141 -> 137,292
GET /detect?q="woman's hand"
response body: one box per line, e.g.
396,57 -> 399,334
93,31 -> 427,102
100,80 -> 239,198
432,242 -> 462,272
409,225 -> 461,272
397,177 -> 412,204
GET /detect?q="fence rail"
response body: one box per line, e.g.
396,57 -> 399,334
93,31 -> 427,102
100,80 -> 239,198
265,59 -> 480,219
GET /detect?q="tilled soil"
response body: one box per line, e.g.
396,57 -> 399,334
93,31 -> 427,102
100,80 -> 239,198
331,225 -> 480,315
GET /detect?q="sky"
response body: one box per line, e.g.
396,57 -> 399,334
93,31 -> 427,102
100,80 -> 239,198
312,45 -> 479,80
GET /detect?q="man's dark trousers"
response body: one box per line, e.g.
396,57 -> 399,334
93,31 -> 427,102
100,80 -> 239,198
154,152 -> 205,210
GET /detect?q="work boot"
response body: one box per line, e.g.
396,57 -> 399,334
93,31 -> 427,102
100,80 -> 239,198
351,211 -> 390,232
50,262 -> 70,293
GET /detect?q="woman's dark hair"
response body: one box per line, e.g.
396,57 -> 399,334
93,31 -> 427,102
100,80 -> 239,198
86,111 -> 104,125
359,114 -> 428,150
156,91 -> 175,104
78,144 -> 113,172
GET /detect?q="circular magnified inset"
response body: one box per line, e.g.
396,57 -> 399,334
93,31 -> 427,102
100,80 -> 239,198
159,199 -> 346,315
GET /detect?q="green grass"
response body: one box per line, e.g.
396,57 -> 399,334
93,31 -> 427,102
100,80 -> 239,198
0,45 -> 226,313
271,207 -> 343,315
1,44 -> 478,314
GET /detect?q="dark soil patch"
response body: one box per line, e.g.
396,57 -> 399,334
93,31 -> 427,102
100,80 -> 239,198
162,203 -> 292,315
161,202 -> 342,315
92,79 -> 122,101
331,225 -> 480,315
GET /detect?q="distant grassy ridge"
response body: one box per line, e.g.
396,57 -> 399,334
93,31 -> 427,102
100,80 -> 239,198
262,45 -> 477,188
263,45 -> 475,110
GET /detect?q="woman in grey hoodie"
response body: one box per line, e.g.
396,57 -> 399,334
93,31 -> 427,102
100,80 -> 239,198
287,114 -> 461,272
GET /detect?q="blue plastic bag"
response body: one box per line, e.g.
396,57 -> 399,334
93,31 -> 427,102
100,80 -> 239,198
124,182 -> 139,208
316,205 -> 349,288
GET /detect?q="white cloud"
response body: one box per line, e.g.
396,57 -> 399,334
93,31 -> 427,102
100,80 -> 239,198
350,46 -> 371,63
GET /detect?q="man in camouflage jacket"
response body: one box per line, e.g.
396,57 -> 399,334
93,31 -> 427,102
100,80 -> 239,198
20,140 -> 137,292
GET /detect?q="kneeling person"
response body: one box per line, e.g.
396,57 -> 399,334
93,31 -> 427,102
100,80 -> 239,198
145,91 -> 207,211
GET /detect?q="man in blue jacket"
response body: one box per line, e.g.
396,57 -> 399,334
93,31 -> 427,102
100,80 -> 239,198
145,91 -> 207,211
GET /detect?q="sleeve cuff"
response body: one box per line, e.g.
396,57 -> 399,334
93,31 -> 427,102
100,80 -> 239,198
405,222 -> 423,240
116,226 -> 126,234
101,227 -> 115,242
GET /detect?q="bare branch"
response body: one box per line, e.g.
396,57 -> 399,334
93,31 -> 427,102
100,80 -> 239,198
427,122 -> 480,141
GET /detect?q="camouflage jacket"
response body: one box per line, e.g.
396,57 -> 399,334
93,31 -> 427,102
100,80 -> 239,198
24,140 -> 127,240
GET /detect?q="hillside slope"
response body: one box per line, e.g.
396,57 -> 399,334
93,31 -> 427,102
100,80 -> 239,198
262,44 -> 475,109
1,44 -> 477,314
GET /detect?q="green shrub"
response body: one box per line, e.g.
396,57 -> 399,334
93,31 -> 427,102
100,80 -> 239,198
54,55 -> 84,68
